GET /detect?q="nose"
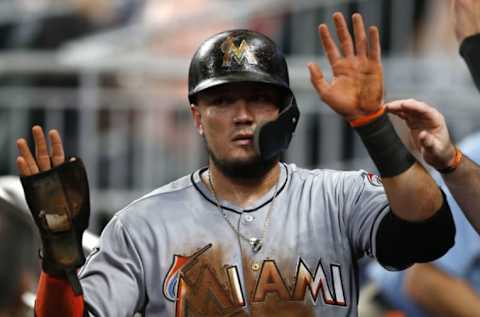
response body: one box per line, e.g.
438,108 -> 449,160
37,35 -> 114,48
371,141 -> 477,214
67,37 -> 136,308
232,99 -> 254,125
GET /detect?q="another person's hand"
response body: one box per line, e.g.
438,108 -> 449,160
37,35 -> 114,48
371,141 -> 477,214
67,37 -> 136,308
308,12 -> 383,121
385,99 -> 456,170
452,0 -> 480,43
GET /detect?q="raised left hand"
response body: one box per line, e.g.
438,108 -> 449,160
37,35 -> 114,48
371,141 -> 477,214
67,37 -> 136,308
308,12 -> 384,121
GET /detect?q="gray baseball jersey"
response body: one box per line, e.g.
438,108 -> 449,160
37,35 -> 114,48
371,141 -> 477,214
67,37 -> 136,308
79,163 -> 390,316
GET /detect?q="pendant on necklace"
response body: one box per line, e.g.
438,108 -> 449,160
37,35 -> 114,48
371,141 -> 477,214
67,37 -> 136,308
249,237 -> 262,253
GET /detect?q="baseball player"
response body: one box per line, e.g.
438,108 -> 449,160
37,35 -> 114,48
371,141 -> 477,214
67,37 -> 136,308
17,13 -> 455,317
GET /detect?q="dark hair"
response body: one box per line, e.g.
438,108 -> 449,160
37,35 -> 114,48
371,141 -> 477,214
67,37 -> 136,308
0,198 -> 36,311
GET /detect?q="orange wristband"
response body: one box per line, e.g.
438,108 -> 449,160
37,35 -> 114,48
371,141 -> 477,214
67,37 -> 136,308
349,107 -> 385,128
438,147 -> 463,174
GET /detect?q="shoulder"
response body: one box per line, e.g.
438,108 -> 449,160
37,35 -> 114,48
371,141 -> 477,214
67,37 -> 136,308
285,164 -> 383,201
113,173 -> 196,223
286,163 -> 371,186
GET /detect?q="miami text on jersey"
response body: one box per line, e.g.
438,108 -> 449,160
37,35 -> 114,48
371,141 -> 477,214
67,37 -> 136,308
163,244 -> 346,316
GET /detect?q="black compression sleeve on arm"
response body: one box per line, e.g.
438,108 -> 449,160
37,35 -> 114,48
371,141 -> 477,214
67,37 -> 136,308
355,112 -> 416,177
460,33 -> 480,92
375,189 -> 455,271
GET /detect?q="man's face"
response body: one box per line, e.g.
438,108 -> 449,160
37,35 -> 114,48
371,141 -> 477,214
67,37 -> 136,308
191,82 -> 282,176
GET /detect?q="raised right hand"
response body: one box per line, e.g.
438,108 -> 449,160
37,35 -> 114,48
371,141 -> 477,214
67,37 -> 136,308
308,12 -> 384,122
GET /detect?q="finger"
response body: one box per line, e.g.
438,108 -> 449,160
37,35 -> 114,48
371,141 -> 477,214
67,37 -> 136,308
386,99 -> 430,118
16,138 -> 39,174
385,101 -> 414,121
308,63 -> 330,96
32,125 -> 51,171
333,12 -> 354,57
318,24 -> 341,65
368,26 -> 381,62
397,99 -> 432,113
385,100 -> 407,113
387,110 -> 408,121
16,156 -> 31,177
397,100 -> 443,123
48,129 -> 65,167
352,13 -> 368,57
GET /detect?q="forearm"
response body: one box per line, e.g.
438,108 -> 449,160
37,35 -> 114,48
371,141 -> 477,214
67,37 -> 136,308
354,111 -> 443,221
382,163 -> 443,221
35,272 -> 85,317
442,154 -> 480,233
405,264 -> 480,317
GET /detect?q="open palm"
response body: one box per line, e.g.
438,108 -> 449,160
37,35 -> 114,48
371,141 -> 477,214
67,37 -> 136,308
309,13 -> 384,121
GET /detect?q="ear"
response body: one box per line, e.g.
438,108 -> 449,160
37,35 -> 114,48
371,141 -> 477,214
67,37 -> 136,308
190,105 -> 204,135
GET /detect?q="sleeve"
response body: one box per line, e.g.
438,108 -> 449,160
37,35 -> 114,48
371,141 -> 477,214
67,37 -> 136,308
433,189 -> 480,277
78,215 -> 146,317
423,139 -> 480,277
460,33 -> 480,92
35,272 -> 85,317
343,170 -> 390,260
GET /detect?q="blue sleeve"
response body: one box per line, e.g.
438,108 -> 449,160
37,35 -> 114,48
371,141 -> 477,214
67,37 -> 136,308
433,191 -> 480,277
432,136 -> 480,282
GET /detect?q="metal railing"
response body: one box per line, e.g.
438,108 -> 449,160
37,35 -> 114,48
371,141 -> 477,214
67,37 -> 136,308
1,53 -> 479,223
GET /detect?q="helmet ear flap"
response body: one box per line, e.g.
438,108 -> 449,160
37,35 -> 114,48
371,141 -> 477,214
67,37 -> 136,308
253,98 -> 300,161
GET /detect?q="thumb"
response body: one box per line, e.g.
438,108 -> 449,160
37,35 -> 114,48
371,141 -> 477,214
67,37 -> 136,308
308,63 -> 329,95
418,130 -> 438,151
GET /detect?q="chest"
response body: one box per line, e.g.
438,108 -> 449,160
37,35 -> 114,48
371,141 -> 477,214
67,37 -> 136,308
143,206 -> 355,316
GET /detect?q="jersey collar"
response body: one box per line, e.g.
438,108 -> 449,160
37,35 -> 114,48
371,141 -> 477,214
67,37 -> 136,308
191,162 -> 289,214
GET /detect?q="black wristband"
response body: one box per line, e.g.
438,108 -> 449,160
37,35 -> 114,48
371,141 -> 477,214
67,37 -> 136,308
355,112 -> 416,177
460,33 -> 480,92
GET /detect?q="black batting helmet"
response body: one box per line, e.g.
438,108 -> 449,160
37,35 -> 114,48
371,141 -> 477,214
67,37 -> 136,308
188,29 -> 300,161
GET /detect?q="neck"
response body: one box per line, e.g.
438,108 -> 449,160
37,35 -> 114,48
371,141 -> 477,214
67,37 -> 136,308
205,160 -> 280,208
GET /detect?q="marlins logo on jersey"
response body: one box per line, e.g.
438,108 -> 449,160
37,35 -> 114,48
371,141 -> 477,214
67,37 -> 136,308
361,171 -> 383,187
163,254 -> 189,302
163,244 -> 212,302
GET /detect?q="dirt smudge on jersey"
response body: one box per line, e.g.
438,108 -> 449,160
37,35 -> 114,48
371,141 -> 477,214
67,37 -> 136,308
174,244 -> 315,316
179,244 -> 247,316
242,254 -> 315,317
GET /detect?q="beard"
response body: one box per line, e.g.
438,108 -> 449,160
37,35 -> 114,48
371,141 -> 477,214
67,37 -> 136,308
206,140 -> 278,180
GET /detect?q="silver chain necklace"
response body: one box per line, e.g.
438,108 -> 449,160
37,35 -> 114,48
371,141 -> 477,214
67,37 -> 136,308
208,170 -> 280,253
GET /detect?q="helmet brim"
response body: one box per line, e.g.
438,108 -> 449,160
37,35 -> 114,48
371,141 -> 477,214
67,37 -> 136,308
188,72 -> 291,105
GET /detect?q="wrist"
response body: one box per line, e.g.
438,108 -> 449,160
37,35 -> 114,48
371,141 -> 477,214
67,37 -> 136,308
436,147 -> 463,174
40,233 -> 86,277
354,111 -> 416,177
349,106 -> 385,127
